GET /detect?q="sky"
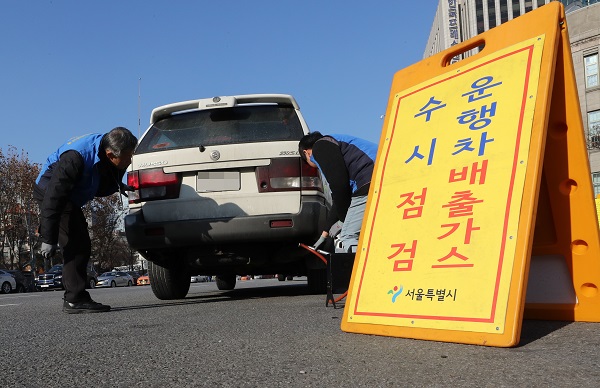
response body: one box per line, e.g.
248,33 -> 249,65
1,0 -> 439,166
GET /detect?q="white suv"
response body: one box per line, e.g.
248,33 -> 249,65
125,94 -> 329,299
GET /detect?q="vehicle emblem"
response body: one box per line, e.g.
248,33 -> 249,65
210,150 -> 221,161
212,97 -> 221,103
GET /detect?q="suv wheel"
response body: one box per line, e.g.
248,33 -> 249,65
88,278 -> 96,289
215,275 -> 236,290
307,268 -> 327,294
149,260 -> 190,300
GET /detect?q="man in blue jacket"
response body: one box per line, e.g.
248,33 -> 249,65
298,131 -> 378,254
34,127 -> 137,313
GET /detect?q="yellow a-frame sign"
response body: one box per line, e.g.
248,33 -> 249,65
341,2 -> 600,347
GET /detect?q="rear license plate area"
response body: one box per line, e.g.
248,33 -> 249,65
197,171 -> 240,192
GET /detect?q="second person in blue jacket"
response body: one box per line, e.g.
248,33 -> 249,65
298,131 -> 378,253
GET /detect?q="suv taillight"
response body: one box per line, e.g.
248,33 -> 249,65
301,159 -> 323,192
256,158 -> 323,193
127,168 -> 182,204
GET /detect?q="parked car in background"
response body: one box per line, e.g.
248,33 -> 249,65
5,270 -> 34,292
125,94 -> 330,300
137,273 -> 150,286
35,265 -> 64,291
35,264 -> 98,291
127,271 -> 141,285
190,275 -> 209,283
96,271 -> 134,288
0,269 -> 17,294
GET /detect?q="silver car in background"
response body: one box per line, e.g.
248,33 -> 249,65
96,271 -> 134,288
0,269 -> 17,294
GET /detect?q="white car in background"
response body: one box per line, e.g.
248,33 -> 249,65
190,275 -> 209,283
0,269 -> 17,294
125,94 -> 330,300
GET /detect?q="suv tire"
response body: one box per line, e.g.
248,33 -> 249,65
307,268 -> 327,294
88,278 -> 96,289
149,260 -> 190,300
215,275 -> 236,290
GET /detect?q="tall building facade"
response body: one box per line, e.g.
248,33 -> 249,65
424,0 -> 600,195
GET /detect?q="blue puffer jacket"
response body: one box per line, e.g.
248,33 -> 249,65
310,134 -> 377,194
36,133 -> 105,207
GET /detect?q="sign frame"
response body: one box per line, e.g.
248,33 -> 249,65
341,2 -> 600,347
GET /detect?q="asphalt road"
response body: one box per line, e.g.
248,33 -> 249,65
1,278 -> 599,387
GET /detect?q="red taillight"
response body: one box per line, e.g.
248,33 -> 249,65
301,161 -> 323,192
255,158 -> 323,193
127,169 -> 182,204
127,171 -> 140,190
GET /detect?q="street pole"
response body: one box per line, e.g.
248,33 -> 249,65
138,78 -> 141,139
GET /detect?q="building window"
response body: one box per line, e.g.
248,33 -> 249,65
589,110 -> 600,148
501,0 -> 510,22
476,0 -> 485,34
593,172 -> 600,198
537,0 -> 546,7
525,0 -> 533,12
512,0 -> 521,17
488,0 -> 497,28
584,53 -> 599,88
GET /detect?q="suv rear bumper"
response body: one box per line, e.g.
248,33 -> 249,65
125,199 -> 328,251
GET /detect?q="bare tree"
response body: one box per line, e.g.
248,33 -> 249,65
84,193 -> 130,271
0,146 -> 40,270
0,148 -> 7,266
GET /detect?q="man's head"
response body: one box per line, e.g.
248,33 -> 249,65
101,127 -> 138,170
298,131 -> 323,167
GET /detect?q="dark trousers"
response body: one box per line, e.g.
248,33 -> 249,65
38,201 -> 92,303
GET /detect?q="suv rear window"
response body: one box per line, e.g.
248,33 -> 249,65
136,105 -> 305,154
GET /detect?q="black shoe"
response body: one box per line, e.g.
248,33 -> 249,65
63,299 -> 111,314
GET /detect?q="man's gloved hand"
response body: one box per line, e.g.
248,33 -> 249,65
328,221 -> 343,238
40,243 -> 58,258
312,233 -> 328,250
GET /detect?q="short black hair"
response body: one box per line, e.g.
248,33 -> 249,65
101,127 -> 138,157
298,131 -> 323,161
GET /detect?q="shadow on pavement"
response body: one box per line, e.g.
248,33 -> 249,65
517,319 -> 572,347
112,284 -> 571,348
111,282 -> 317,312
